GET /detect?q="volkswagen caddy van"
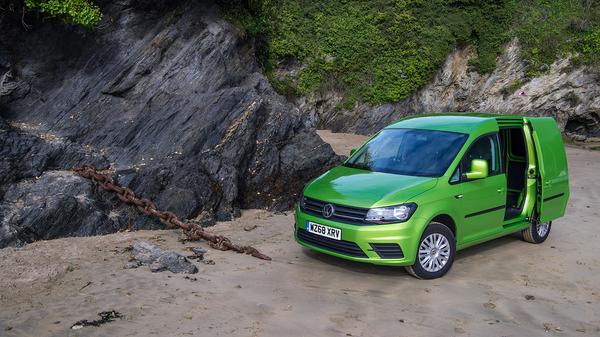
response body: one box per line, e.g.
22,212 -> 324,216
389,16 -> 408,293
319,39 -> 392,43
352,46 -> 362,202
294,114 -> 569,279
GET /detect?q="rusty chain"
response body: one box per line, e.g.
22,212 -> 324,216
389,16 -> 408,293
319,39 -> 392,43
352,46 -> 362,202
73,165 -> 271,261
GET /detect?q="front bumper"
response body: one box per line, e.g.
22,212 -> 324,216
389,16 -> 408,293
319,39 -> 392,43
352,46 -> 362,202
294,204 -> 424,266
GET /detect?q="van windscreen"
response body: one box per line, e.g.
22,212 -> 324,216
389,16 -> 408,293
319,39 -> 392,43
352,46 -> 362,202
344,128 -> 468,177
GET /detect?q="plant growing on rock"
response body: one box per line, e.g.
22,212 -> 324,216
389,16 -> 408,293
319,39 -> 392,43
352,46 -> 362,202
500,79 -> 524,98
24,0 -> 102,27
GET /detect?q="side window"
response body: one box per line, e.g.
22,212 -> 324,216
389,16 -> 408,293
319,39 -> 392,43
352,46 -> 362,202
449,167 -> 461,183
462,134 -> 501,176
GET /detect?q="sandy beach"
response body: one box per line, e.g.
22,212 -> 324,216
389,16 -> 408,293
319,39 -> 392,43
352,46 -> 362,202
1,130 -> 599,337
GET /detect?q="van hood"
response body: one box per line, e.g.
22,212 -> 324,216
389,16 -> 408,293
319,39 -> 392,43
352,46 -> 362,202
303,165 -> 438,208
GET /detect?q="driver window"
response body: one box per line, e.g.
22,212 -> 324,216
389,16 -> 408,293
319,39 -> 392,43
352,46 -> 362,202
462,134 -> 501,176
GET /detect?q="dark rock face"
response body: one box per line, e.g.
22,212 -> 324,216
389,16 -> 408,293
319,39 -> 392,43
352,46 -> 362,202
0,1 -> 340,248
0,171 -> 149,248
0,118 -> 109,190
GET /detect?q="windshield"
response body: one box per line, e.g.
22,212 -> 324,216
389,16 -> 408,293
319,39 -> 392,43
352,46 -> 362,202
344,128 -> 468,177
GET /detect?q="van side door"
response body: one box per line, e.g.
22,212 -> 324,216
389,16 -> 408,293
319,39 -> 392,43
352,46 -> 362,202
452,134 -> 506,243
527,117 -> 570,223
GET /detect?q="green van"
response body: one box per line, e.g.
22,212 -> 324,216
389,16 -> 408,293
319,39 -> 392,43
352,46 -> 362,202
294,114 -> 569,279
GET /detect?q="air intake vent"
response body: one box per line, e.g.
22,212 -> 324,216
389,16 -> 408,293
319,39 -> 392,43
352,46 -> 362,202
370,243 -> 404,259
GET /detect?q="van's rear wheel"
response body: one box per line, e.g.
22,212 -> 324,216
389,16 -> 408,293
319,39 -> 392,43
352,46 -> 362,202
522,216 -> 551,243
405,223 -> 455,279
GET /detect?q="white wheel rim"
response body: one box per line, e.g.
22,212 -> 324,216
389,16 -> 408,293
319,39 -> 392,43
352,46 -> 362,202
537,221 -> 550,237
418,233 -> 450,273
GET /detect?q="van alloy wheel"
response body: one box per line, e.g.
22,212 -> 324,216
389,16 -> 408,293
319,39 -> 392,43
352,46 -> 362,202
406,223 -> 455,279
522,212 -> 551,244
418,233 -> 450,272
537,221 -> 550,237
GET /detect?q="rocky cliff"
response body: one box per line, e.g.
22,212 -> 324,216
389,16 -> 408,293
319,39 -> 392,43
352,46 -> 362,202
0,0 -> 341,247
300,39 -> 600,142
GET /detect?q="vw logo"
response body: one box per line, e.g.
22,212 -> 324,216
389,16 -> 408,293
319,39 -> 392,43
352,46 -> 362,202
323,204 -> 335,218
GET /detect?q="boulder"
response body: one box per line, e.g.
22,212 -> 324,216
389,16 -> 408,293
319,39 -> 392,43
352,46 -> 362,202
127,240 -> 198,274
0,170 -> 146,248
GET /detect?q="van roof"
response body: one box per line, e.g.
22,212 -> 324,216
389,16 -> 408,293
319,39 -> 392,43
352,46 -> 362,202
385,113 -> 524,133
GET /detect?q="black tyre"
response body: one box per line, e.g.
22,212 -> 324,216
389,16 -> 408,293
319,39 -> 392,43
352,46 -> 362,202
405,222 -> 456,280
522,216 -> 551,244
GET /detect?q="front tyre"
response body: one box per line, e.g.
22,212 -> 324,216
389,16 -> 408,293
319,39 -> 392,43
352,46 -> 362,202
405,223 -> 456,280
522,217 -> 551,244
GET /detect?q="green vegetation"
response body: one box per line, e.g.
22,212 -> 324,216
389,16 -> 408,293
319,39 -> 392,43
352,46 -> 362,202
25,0 -> 102,27
501,79 -> 524,98
566,91 -> 581,106
514,0 -> 600,77
224,0 -> 600,105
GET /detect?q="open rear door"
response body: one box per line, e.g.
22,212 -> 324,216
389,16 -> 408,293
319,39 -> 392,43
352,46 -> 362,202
528,117 -> 569,223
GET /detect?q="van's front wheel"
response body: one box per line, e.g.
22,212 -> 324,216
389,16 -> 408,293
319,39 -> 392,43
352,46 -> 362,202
522,217 -> 551,243
405,223 -> 456,279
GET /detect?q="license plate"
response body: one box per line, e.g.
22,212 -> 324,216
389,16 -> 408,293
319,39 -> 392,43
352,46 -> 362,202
307,221 -> 341,240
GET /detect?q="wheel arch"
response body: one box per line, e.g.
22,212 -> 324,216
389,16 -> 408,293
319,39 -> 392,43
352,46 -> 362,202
428,214 -> 457,240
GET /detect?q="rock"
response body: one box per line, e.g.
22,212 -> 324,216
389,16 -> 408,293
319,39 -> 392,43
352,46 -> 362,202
190,211 -> 216,227
0,1 -> 341,247
300,39 -> 600,138
0,118 -> 109,189
130,240 -> 198,274
483,301 -> 496,309
124,261 -> 141,269
187,246 -> 207,261
0,170 -> 142,248
190,247 -> 208,256
454,327 -> 466,334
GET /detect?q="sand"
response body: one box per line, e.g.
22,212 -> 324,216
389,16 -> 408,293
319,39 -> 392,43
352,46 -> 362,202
0,130 -> 599,337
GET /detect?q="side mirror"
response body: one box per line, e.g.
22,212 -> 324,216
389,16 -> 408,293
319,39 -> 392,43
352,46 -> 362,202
349,148 -> 357,157
465,159 -> 488,180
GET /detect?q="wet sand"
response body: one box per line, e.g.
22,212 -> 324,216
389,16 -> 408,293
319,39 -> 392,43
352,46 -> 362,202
1,131 -> 599,336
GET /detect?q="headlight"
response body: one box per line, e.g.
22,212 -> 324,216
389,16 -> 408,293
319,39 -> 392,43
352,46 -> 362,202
365,203 -> 417,223
299,196 -> 306,209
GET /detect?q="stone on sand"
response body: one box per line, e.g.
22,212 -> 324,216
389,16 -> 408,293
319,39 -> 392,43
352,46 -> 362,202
127,241 -> 197,274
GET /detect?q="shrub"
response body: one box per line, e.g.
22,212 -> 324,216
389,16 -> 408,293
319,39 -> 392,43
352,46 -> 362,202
501,79 -> 524,98
25,0 -> 102,27
223,0 -> 600,105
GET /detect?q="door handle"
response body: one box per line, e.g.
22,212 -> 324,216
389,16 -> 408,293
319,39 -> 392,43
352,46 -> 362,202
497,188 -> 504,193
454,194 -> 464,199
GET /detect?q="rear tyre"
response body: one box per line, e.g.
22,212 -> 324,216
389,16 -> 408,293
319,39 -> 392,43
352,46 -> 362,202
405,222 -> 455,280
522,216 -> 551,244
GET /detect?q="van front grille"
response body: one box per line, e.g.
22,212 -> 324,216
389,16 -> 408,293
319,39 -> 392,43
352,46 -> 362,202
296,229 -> 367,258
300,196 -> 369,225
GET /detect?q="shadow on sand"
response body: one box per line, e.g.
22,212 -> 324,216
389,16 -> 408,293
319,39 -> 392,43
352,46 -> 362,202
300,232 -> 523,277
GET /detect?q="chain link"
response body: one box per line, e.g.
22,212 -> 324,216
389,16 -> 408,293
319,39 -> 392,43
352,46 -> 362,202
73,165 -> 271,261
